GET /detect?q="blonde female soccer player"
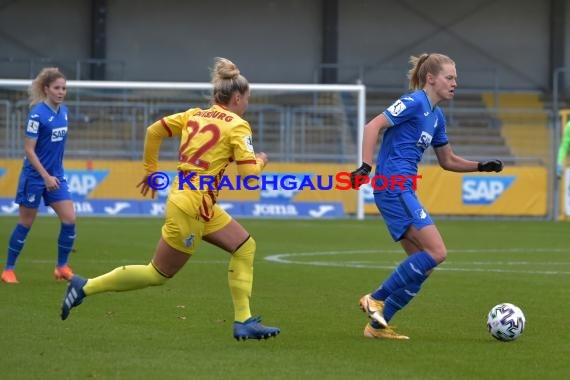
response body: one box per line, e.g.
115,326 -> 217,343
61,58 -> 279,341
2,68 -> 76,284
351,53 -> 503,339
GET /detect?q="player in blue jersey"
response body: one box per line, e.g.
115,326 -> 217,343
1,68 -> 76,284
350,53 -> 503,339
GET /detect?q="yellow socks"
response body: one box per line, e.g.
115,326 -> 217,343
228,237 -> 255,322
83,263 -> 168,295
82,238 -> 255,323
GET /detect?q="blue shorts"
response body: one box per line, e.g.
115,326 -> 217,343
374,191 -> 434,241
15,173 -> 72,208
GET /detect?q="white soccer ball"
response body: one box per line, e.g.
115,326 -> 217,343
486,303 -> 526,341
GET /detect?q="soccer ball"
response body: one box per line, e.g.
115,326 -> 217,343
486,303 -> 525,341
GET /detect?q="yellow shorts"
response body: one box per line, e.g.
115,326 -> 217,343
161,199 -> 232,255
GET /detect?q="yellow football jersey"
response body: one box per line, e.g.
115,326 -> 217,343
143,104 -> 263,220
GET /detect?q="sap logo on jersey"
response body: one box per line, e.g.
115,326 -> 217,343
416,131 -> 433,149
462,176 -> 516,205
65,170 -> 109,199
51,127 -> 68,142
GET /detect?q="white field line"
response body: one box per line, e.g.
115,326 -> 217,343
264,248 -> 570,275
20,248 -> 570,275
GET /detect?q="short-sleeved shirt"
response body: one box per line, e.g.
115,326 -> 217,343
158,104 -> 258,220
374,90 -> 448,194
22,102 -> 69,180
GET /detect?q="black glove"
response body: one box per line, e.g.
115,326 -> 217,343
350,162 -> 372,189
478,160 -> 503,172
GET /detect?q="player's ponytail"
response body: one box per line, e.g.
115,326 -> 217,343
407,53 -> 455,91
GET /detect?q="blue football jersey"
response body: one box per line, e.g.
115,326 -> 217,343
22,102 -> 69,179
375,90 -> 449,192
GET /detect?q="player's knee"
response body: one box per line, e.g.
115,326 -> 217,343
54,203 -> 76,224
147,263 -> 169,286
246,236 -> 256,253
429,248 -> 447,264
18,215 -> 35,228
63,216 -> 76,225
59,211 -> 76,224
18,221 -> 33,230
234,236 -> 256,257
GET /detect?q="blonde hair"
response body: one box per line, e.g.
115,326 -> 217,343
210,57 -> 249,105
28,67 -> 66,107
407,53 -> 455,91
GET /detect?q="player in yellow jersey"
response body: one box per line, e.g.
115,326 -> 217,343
60,57 -> 280,341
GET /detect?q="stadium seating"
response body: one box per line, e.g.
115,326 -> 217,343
0,87 -> 550,166
481,92 -> 549,165
366,90 -> 515,164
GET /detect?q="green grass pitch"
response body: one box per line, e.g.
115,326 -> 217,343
1,216 -> 569,379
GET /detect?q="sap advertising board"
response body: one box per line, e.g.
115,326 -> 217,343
0,169 -> 344,218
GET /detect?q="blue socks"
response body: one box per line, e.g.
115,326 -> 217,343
5,224 -> 30,269
57,223 -> 76,267
371,251 -> 437,301
383,283 -> 422,323
5,223 -> 75,270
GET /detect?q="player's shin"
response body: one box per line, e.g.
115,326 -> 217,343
57,223 -> 75,267
383,283 -> 422,322
83,263 -> 168,295
372,251 -> 437,300
5,224 -> 30,269
228,237 -> 255,322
